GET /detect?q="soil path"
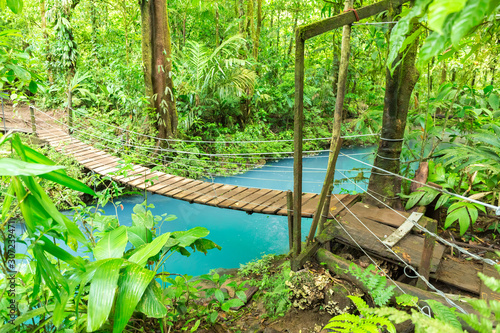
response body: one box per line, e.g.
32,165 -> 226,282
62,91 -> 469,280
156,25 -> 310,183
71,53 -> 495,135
0,102 -> 66,133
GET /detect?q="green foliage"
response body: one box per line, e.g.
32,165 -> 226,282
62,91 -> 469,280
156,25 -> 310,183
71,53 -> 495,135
457,262 -> 500,333
324,296 -> 396,333
0,134 -> 221,332
396,294 -> 418,307
348,264 -> 395,306
239,253 -> 278,277
389,0 -> 500,66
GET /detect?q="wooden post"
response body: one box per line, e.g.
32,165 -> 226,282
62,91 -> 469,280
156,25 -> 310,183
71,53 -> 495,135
416,219 -> 437,290
287,190 -> 293,251
292,28 -> 305,260
318,184 -> 334,235
307,0 -> 353,246
67,87 -> 73,134
29,106 -> 36,136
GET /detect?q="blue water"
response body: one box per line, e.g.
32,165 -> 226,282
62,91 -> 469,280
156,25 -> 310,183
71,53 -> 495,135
97,146 -> 375,277
10,147 -> 374,277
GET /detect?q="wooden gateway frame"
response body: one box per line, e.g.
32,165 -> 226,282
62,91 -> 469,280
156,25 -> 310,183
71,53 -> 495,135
292,0 -> 409,257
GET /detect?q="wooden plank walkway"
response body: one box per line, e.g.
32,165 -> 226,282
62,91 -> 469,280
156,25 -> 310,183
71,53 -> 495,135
37,128 -> 359,218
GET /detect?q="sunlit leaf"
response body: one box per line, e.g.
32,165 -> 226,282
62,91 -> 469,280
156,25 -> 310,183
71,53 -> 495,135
87,258 -> 124,332
93,226 -> 128,260
128,232 -> 171,267
0,158 -> 64,176
113,263 -> 155,333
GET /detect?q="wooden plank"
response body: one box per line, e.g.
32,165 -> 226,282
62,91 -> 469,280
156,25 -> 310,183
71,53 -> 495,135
322,193 -> 347,217
416,219 -> 437,291
196,185 -> 238,205
138,174 -> 177,190
300,193 -> 320,217
181,183 -> 225,202
173,182 -> 218,200
157,178 -> 198,196
170,180 -> 206,198
241,190 -> 283,212
81,153 -> 117,166
433,257 -> 482,294
260,192 -> 289,214
120,168 -> 152,183
93,163 -> 123,175
78,151 -> 109,164
341,201 -> 408,228
336,214 -> 445,272
329,194 -> 357,217
217,187 -> 260,208
128,172 -> 162,187
85,158 -> 120,169
112,165 -> 148,181
212,188 -> 271,208
147,175 -> 186,193
276,191 -> 316,215
383,212 -> 423,247
209,186 -> 247,208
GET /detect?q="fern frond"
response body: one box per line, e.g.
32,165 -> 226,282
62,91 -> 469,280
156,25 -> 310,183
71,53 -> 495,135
457,313 -> 493,333
348,296 -> 369,313
425,299 -> 462,330
478,271 -> 500,293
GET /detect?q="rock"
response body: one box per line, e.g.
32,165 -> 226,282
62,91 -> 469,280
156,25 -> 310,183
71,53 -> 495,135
263,328 -> 281,333
323,283 -> 361,316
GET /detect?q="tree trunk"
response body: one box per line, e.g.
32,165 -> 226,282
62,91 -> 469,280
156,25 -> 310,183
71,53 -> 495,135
238,0 -> 245,34
40,0 -> 53,83
365,14 -> 420,209
215,3 -> 220,47
247,0 -> 255,48
253,0 -> 262,59
287,12 -> 298,57
140,0 -> 178,139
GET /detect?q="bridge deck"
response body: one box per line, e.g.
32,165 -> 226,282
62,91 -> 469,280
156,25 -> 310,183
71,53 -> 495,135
37,129 -> 358,217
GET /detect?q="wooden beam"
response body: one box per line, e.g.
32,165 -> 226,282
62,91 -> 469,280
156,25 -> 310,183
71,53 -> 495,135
300,0 -> 408,40
292,28 -> 305,260
417,219 -> 437,290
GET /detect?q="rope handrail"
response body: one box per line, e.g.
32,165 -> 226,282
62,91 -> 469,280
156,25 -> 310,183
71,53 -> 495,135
340,152 -> 500,215
336,169 -> 498,266
66,106 -> 379,144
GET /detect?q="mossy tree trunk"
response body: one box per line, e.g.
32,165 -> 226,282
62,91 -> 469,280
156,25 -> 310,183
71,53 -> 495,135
140,0 -> 178,139
253,0 -> 262,60
366,15 -> 420,209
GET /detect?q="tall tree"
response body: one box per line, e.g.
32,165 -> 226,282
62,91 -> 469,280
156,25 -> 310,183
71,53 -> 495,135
366,9 -> 420,208
140,0 -> 178,139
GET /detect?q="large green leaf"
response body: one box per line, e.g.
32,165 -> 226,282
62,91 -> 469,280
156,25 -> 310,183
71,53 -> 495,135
128,232 -> 171,267
113,263 -> 155,333
136,280 -> 168,318
127,225 -> 152,248
0,304 -> 57,333
192,238 -> 222,255
387,0 -> 431,67
93,226 -> 128,260
40,235 -> 85,270
6,0 -> 23,14
0,158 -> 64,176
428,0 -> 466,34
17,141 -> 95,195
171,227 -> 210,247
87,258 -> 124,332
451,0 -> 490,47
21,175 -> 87,245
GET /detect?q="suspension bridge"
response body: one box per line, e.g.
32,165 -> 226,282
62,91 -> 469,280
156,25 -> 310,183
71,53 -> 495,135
6,105 -> 500,314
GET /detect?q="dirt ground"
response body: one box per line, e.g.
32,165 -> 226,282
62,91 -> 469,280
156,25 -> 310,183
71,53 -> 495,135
0,102 -> 66,133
